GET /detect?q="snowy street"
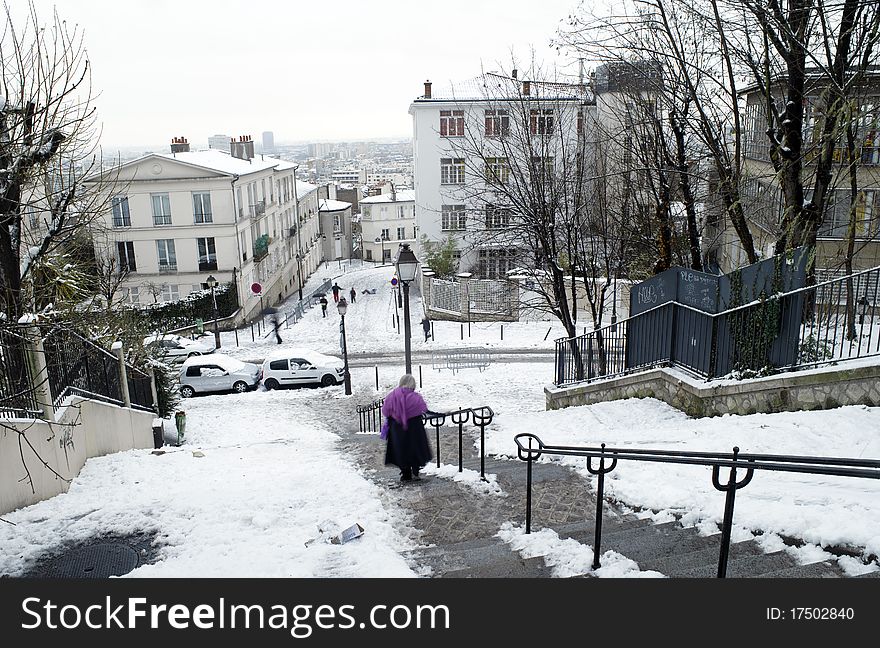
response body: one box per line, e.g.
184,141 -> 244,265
1,262 -> 879,577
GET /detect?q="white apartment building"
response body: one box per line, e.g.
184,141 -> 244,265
87,138 -> 323,321
318,198 -> 353,261
331,169 -> 367,185
207,134 -> 230,151
409,75 -> 588,278
359,189 -> 416,263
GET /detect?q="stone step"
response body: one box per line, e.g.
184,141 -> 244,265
440,555 -> 551,579
405,540 -> 516,574
646,539 -> 764,576
596,522 -> 726,566
755,561 -> 844,578
671,551 -> 801,578
555,516 -> 653,543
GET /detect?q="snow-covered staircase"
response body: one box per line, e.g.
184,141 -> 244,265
341,421 -> 877,579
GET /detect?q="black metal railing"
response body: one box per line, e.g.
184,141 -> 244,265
423,406 -> 494,481
0,327 -> 41,418
514,433 -> 880,578
127,365 -> 155,411
358,402 -> 495,480
554,265 -> 880,386
43,328 -> 124,408
357,398 -> 384,434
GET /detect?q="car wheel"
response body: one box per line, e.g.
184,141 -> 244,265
188,351 -> 202,357
320,374 -> 337,387
233,381 -> 249,393
180,385 -> 195,398
264,378 -> 279,390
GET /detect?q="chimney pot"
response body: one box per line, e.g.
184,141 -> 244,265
512,69 -> 517,79
424,80 -> 432,99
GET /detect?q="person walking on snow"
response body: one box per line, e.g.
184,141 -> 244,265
350,287 -> 356,303
332,283 -> 341,302
272,314 -> 283,344
421,317 -> 431,342
319,295 -> 328,317
382,374 -> 433,482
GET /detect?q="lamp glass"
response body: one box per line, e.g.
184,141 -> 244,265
206,275 -> 217,288
337,298 -> 348,316
396,244 -> 419,282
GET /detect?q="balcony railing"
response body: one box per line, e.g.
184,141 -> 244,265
249,201 -> 266,218
158,262 -> 177,274
198,260 -> 218,272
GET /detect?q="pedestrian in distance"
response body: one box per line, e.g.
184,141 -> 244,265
381,374 -> 433,482
421,316 -> 431,342
319,295 -> 328,317
332,283 -> 341,302
350,287 -> 356,303
272,314 -> 283,344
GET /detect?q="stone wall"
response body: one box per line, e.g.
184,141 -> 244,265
545,363 -> 880,417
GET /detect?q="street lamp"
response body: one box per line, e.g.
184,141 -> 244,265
375,236 -> 386,265
395,243 -> 419,375
336,297 -> 352,395
206,274 -> 221,349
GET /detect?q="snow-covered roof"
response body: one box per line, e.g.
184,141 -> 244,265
296,181 -> 318,200
157,150 -> 285,175
360,189 -> 415,204
418,73 -> 589,103
319,199 -> 352,212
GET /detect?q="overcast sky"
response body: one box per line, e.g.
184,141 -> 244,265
29,0 -> 584,149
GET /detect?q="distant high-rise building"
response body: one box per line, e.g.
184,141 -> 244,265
208,134 -> 230,151
262,131 -> 275,152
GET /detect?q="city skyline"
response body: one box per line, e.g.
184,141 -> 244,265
27,0 -> 582,149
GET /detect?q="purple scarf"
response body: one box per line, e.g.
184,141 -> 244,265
382,387 -> 427,430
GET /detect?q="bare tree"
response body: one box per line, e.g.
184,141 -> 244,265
0,0 -> 105,322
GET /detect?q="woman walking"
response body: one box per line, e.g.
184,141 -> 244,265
382,374 -> 433,482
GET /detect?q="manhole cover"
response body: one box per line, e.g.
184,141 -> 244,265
42,543 -> 140,578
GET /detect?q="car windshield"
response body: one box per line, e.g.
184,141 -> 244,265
216,358 -> 248,373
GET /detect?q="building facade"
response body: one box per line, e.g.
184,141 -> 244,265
87,138 -> 323,322
408,74 -> 587,279
318,198 -> 353,261
358,189 -> 416,263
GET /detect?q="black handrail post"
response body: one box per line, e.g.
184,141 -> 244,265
451,408 -> 469,472
525,437 -> 533,534
711,446 -> 755,579
585,443 -> 618,571
471,407 -> 493,482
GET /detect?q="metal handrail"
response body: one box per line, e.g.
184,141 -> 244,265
513,433 -> 880,578
423,406 -> 494,480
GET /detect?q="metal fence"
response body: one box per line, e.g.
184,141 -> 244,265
0,328 -> 41,418
554,266 -> 880,386
356,398 -> 384,434
431,350 -> 492,373
468,279 -> 512,315
429,278 -> 460,314
514,433 -> 880,577
43,328 -> 124,409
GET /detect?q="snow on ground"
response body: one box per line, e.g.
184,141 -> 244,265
216,262 -> 562,361
4,258 -> 880,577
484,398 -> 880,566
0,388 -> 417,578
496,523 -> 664,578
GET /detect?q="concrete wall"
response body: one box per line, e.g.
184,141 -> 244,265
0,397 -> 155,515
545,364 -> 880,418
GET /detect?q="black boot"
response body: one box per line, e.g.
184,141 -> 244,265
400,467 -> 413,482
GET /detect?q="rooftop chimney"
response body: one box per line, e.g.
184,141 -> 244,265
512,69 -> 518,79
522,80 -> 530,96
230,134 -> 255,161
424,80 -> 432,99
170,136 -> 190,153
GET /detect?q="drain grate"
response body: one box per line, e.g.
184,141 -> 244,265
41,543 -> 141,578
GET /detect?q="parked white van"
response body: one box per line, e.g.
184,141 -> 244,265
178,355 -> 261,397
261,349 -> 344,389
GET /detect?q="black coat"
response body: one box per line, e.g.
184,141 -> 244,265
384,415 -> 432,470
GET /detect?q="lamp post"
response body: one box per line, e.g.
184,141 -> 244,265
206,274 -> 221,349
337,297 -> 352,395
395,243 -> 419,375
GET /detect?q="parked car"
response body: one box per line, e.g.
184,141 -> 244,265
145,334 -> 215,362
261,349 -> 345,389
178,355 -> 261,397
